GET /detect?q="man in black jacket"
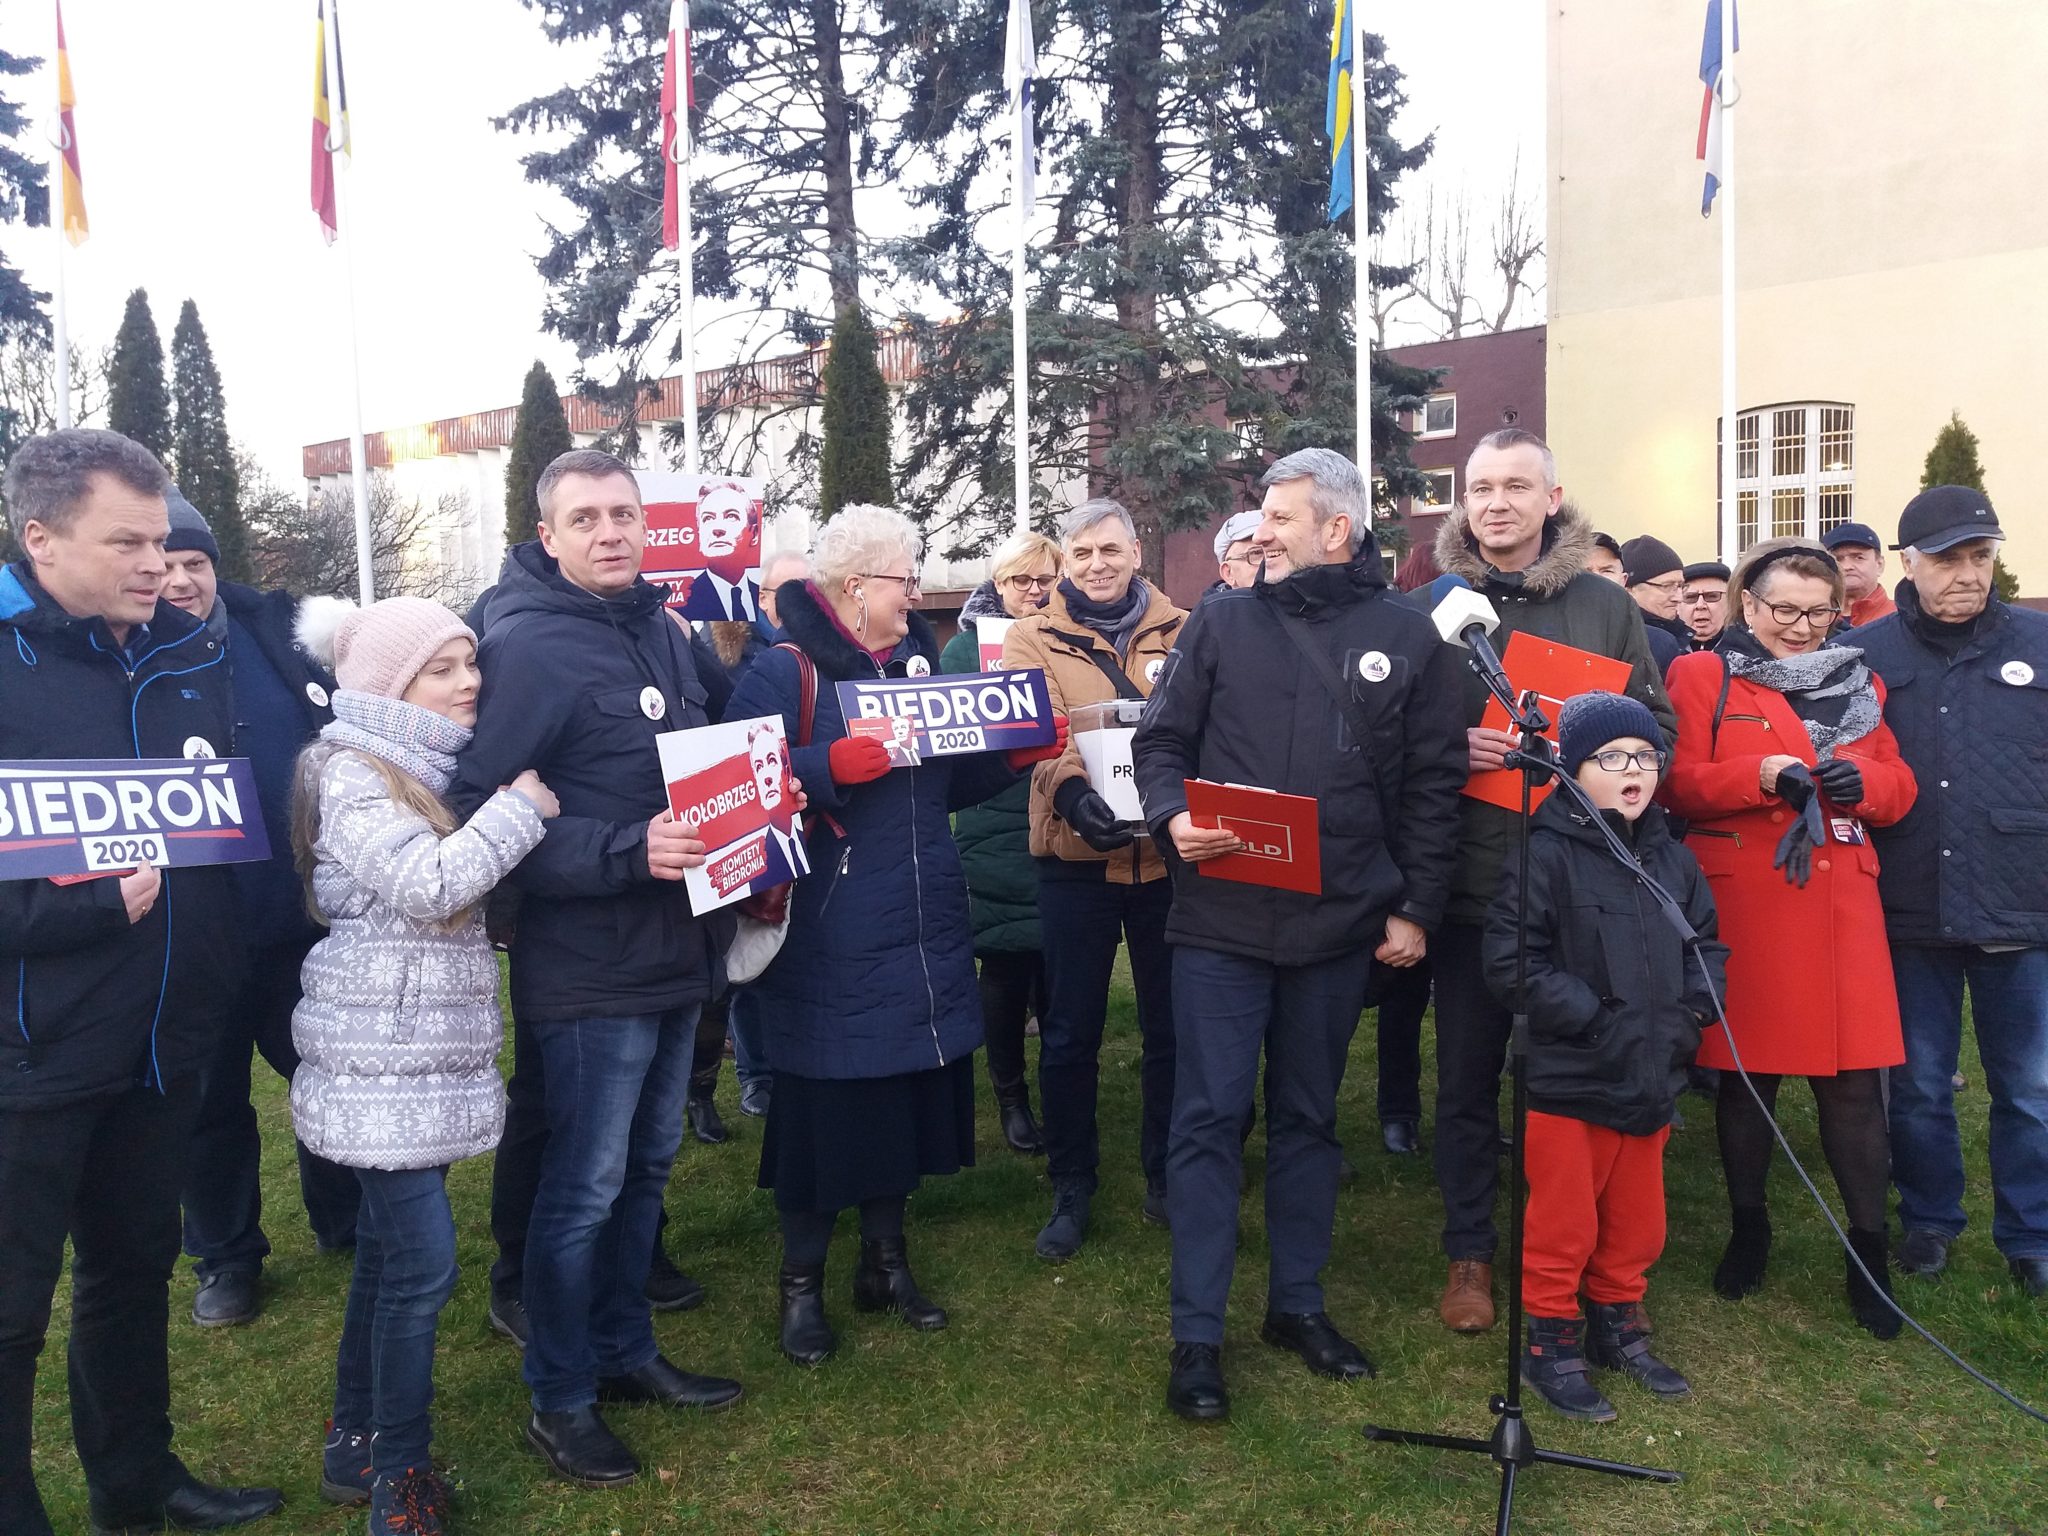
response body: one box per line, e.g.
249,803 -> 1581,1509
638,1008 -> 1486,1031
1620,535 -> 1692,674
1134,448 -> 1467,1422
1858,488 -> 2048,1297
153,493 -> 358,1330
448,449 -> 742,1488
0,430 -> 280,1534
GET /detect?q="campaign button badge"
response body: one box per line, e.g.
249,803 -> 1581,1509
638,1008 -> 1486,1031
305,681 -> 330,708
640,686 -> 667,721
1358,651 -> 1391,683
183,736 -> 216,759
1146,659 -> 1165,684
907,656 -> 932,677
2003,661 -> 2036,687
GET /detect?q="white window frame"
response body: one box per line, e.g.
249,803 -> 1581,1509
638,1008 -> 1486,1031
1418,467 -> 1455,509
1417,393 -> 1458,440
1721,401 -> 1854,553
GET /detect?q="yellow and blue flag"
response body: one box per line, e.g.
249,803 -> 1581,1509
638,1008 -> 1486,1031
1326,0 -> 1353,222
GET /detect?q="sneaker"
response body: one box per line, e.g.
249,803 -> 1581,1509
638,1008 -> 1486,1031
1034,1182 -> 1091,1262
487,1289 -> 529,1350
319,1421 -> 375,1505
368,1466 -> 450,1534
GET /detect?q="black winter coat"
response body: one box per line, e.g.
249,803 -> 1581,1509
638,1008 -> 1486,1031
1484,797 -> 1727,1136
450,542 -> 735,1023
1132,550 -> 1468,964
0,564 -> 241,1106
1858,581 -> 2048,947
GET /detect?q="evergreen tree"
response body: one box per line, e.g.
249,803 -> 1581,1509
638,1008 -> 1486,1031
170,300 -> 248,581
503,359 -> 575,549
0,43 -> 49,348
107,288 -> 171,463
1918,410 -> 2016,600
818,303 -> 894,516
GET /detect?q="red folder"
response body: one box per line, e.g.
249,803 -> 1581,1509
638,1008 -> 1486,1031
1461,631 -> 1634,812
1183,779 -> 1322,895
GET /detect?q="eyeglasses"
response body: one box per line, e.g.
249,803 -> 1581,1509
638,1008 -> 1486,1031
1755,600 -> 1841,628
1682,590 -> 1725,606
1005,573 -> 1057,592
860,571 -> 923,596
1587,748 -> 1670,772
1224,550 -> 1266,567
1635,574 -> 1686,594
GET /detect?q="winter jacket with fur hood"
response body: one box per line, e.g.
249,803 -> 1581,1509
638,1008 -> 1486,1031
1433,502 -> 1677,925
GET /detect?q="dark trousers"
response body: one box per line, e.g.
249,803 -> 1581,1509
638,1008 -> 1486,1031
1432,921 -> 1513,1262
1166,945 -> 1372,1345
690,991 -> 731,1093
331,1166 -> 455,1476
977,950 -> 1045,1099
1037,871 -> 1175,1193
1,1076 -> 204,1534
182,940 -> 359,1276
1373,956 -> 1430,1125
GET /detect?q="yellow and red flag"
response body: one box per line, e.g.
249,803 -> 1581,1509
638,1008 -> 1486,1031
55,1 -> 87,244
310,0 -> 349,244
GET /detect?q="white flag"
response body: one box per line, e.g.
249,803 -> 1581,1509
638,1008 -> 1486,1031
1003,0 -> 1036,216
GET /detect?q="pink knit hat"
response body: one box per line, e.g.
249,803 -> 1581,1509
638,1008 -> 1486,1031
332,597 -> 474,699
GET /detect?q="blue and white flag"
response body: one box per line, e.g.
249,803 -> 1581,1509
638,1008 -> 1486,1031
1004,0 -> 1037,215
1696,0 -> 1739,216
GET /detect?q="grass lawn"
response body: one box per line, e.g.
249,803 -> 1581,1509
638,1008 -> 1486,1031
29,963 -> 2048,1534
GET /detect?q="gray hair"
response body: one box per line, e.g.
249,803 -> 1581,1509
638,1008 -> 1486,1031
1467,428 -> 1558,491
1059,498 -> 1137,548
812,503 -> 922,589
761,549 -> 811,585
536,448 -> 639,522
1259,448 -> 1368,555
3,428 -> 170,541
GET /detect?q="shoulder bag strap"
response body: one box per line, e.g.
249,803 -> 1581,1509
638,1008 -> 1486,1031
1081,642 -> 1147,702
1709,654 -> 1733,757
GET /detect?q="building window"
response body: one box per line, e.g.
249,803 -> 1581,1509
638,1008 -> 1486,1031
1722,402 -> 1854,552
1418,394 -> 1457,439
1419,468 -> 1455,508
1230,417 -> 1262,456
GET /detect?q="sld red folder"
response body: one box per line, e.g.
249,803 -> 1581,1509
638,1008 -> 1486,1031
1183,779 -> 1322,895
1460,631 -> 1633,812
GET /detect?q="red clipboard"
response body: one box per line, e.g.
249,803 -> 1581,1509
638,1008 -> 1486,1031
1183,779 -> 1322,895
1462,631 -> 1632,811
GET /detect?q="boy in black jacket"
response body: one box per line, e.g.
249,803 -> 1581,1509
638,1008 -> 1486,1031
1483,692 -> 1727,1423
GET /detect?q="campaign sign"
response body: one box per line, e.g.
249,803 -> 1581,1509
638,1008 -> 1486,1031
976,617 -> 1014,671
835,669 -> 1056,762
634,470 -> 768,623
656,715 -> 811,916
0,758 -> 272,881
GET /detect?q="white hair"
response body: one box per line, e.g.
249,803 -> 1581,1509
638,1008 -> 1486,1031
811,503 -> 922,589
1059,498 -> 1137,548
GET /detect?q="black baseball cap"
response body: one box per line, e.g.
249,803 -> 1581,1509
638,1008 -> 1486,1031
1893,486 -> 2004,553
1820,522 -> 1882,553
1682,560 -> 1730,583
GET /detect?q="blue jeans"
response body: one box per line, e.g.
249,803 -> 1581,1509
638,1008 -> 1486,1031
1166,945 -> 1371,1345
521,1007 -> 698,1413
730,988 -> 771,1094
331,1167 -> 456,1476
1889,945 -> 2048,1261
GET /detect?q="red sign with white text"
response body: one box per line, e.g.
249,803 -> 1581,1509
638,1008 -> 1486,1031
634,471 -> 768,621
1183,779 -> 1322,895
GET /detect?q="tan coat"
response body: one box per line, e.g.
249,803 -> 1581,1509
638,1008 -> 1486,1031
1002,583 -> 1186,884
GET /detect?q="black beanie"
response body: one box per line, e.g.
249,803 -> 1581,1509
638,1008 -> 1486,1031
164,486 -> 220,564
1619,535 -> 1682,586
1557,690 -> 1665,776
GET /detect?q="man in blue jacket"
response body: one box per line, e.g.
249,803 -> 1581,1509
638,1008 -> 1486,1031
449,449 -> 743,1488
153,494 -> 359,1330
1858,487 -> 2048,1298
0,430 -> 281,1534
1133,448 -> 1468,1422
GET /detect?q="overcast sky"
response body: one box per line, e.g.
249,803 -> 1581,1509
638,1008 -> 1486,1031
1,2 -> 1544,487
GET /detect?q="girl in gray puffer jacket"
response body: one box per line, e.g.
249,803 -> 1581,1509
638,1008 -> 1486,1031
289,597 -> 556,1534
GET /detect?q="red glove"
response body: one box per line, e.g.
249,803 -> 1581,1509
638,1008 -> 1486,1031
1006,714 -> 1069,772
828,735 -> 893,786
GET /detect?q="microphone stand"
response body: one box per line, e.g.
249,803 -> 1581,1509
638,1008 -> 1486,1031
1363,671 -> 1678,1533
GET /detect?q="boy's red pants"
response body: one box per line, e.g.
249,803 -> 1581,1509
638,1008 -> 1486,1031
1522,1110 -> 1670,1319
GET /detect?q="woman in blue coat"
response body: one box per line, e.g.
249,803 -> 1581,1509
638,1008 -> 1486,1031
725,505 -> 1064,1367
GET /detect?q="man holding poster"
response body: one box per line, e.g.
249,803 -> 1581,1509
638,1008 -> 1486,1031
1133,449 -> 1466,1424
0,430 -> 281,1534
1426,429 -> 1675,1336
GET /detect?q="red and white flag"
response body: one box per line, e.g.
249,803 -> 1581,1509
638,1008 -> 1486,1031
660,0 -> 693,250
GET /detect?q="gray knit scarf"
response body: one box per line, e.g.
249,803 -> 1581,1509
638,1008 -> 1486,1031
321,690 -> 471,794
1722,642 -> 1880,762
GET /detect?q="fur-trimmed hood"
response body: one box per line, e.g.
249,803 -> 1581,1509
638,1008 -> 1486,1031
957,579 -> 1012,629
1435,498 -> 1596,599
776,577 -> 940,682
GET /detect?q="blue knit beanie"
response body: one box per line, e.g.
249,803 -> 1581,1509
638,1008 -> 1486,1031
1557,691 -> 1665,776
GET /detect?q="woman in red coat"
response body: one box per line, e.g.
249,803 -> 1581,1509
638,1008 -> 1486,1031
1663,537 -> 1917,1338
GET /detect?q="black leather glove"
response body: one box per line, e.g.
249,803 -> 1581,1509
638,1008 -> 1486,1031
1052,778 -> 1135,853
1813,756 -> 1865,807
1771,764 -> 1827,888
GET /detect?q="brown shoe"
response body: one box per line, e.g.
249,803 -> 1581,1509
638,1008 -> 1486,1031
1439,1259 -> 1496,1332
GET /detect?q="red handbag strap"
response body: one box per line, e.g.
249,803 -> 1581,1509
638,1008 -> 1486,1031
773,642 -> 843,839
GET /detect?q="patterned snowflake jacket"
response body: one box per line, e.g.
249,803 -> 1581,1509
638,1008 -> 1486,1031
290,749 -> 545,1171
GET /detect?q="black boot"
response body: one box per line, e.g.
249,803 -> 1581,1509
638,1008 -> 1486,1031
1846,1227 -> 1903,1339
852,1237 -> 948,1330
778,1262 -> 837,1367
994,1080 -> 1045,1155
1586,1300 -> 1691,1398
1713,1204 -> 1772,1299
685,1069 -> 728,1144
1521,1314 -> 1616,1422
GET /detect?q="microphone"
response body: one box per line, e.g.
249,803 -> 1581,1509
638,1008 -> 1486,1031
1430,588 -> 1517,710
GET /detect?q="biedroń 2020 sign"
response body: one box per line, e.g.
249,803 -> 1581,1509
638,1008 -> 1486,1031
0,758 -> 274,881
836,669 -> 1057,761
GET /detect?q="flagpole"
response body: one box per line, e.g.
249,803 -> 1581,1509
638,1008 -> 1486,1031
49,4 -> 71,429
676,176 -> 699,476
1350,0 -> 1370,472
1010,90 -> 1030,536
324,0 -> 375,604
1717,0 -> 1738,560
